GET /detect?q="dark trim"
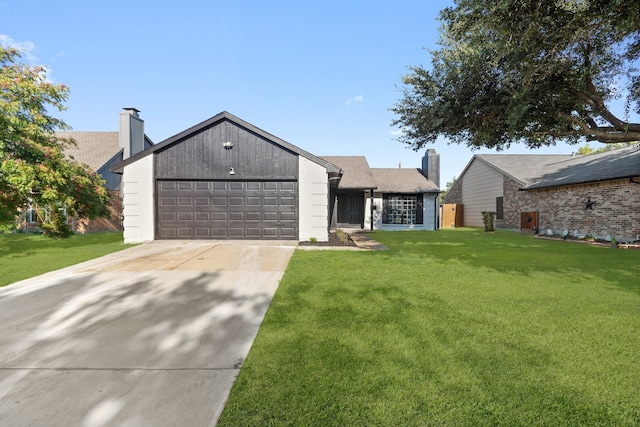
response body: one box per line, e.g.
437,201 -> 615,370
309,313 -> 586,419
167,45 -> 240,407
382,193 -> 424,225
110,111 -> 341,176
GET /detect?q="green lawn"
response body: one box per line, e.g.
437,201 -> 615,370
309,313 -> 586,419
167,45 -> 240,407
218,228 -> 640,426
0,232 -> 133,287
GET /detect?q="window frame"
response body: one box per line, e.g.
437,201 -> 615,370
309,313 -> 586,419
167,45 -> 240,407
382,193 -> 424,225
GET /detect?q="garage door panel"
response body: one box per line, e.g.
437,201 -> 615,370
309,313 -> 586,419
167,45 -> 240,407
263,182 -> 278,190
156,180 -> 298,239
280,197 -> 295,206
212,197 -> 227,206
280,212 -> 295,222
160,197 -> 176,206
229,212 -> 244,221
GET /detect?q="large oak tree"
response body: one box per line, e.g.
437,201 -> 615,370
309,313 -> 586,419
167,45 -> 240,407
1,46 -> 109,236
391,0 -> 640,151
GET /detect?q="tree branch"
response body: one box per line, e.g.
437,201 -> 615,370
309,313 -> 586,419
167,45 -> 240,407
557,112 -> 640,143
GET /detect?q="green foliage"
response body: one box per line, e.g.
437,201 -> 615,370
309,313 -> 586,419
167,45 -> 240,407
481,211 -> 496,232
0,46 -> 110,236
335,228 -> 349,244
577,141 -> 634,155
219,229 -> 640,426
0,232 -> 132,287
391,0 -> 640,151
439,175 -> 456,204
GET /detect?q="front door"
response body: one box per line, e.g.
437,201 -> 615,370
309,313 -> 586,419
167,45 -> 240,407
337,192 -> 364,226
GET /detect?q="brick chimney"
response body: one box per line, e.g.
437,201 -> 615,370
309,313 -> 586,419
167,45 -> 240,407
422,149 -> 440,189
119,107 -> 144,159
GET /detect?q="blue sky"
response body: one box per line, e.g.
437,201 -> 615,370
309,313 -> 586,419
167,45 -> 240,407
0,0 -> 630,184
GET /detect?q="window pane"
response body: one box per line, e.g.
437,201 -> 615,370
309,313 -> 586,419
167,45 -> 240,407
383,195 -> 417,224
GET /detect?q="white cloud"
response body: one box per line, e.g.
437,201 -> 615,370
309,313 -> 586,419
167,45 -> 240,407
389,129 -> 404,137
346,95 -> 364,105
0,34 -> 56,82
0,34 -> 37,61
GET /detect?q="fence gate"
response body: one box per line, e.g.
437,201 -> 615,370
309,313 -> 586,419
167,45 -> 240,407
520,211 -> 539,233
442,204 -> 464,228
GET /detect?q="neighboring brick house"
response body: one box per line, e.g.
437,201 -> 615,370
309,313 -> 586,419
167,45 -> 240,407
444,146 -> 640,241
521,146 -> 640,241
444,154 -> 574,229
19,108 -> 153,233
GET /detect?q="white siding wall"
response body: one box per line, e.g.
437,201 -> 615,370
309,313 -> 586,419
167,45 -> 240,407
122,156 -> 154,243
461,159 -> 504,227
363,195 -> 373,230
371,193 -> 438,231
298,157 -> 329,242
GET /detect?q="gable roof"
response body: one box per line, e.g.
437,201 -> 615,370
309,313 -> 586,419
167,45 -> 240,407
111,111 -> 341,176
58,131 -> 120,171
471,154 -> 575,186
320,156 -> 377,190
524,145 -> 640,190
371,168 -> 439,193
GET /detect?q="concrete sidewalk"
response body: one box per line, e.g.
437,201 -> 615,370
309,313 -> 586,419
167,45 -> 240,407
0,240 -> 296,426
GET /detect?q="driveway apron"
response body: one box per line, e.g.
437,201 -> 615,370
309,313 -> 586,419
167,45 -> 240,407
0,240 -> 296,426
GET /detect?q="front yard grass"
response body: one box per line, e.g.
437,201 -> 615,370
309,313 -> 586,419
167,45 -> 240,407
0,232 -> 133,287
219,228 -> 640,426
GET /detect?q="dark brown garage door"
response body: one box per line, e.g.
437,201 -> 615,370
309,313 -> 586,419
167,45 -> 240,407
156,180 -> 297,239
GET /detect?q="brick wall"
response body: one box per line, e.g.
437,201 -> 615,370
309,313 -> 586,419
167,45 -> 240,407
517,179 -> 639,240
444,178 -> 463,204
501,176 -> 535,230
71,190 -> 122,233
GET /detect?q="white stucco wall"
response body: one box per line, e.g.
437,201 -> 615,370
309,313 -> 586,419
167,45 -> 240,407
122,155 -> 155,243
298,157 -> 330,242
460,160 -> 503,227
371,193 -> 439,231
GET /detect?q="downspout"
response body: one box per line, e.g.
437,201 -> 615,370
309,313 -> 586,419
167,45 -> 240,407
435,193 -> 439,230
370,189 -> 374,231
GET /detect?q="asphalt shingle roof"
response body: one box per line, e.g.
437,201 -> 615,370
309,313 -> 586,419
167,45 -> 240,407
320,156 -> 377,189
474,154 -> 575,186
371,168 -> 439,193
525,145 -> 640,189
57,131 -> 121,171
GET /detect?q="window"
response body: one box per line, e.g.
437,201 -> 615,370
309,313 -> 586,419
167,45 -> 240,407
496,197 -> 504,220
382,194 -> 423,224
26,205 -> 38,223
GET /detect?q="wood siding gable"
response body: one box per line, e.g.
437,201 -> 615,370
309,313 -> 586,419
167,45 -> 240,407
155,119 -> 298,180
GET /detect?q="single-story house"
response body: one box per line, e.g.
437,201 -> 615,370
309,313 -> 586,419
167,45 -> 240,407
19,108 -> 153,233
321,150 -> 440,231
444,154 -> 575,229
445,146 -> 640,241
112,111 -> 441,243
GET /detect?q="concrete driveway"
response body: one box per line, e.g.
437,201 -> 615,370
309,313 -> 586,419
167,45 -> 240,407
0,240 -> 296,426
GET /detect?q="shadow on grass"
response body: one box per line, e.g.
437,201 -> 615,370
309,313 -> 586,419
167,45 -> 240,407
369,228 -> 640,295
221,241 -> 640,425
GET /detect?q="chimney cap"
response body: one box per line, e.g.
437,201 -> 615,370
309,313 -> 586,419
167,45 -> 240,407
122,107 -> 140,113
